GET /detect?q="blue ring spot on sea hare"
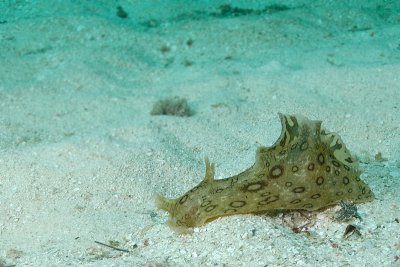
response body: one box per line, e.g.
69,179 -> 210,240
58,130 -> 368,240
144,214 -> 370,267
230,201 -> 246,208
269,165 -> 284,178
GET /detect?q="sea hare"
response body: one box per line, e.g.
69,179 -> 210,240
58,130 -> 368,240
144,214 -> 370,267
155,113 -> 374,233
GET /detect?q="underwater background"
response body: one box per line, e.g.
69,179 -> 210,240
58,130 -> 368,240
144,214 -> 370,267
0,1 -> 399,266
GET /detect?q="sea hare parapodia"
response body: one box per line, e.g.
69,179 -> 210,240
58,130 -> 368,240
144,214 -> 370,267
155,113 -> 374,233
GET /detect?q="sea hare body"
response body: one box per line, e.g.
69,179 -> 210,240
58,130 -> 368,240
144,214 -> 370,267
155,113 -> 374,233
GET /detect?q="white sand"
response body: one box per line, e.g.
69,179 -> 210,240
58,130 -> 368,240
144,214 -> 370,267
1,1 -> 399,266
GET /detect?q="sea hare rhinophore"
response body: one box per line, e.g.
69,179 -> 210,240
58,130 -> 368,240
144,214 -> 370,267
155,113 -> 374,233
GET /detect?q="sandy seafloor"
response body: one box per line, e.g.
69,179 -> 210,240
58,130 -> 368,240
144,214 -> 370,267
0,0 -> 400,266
